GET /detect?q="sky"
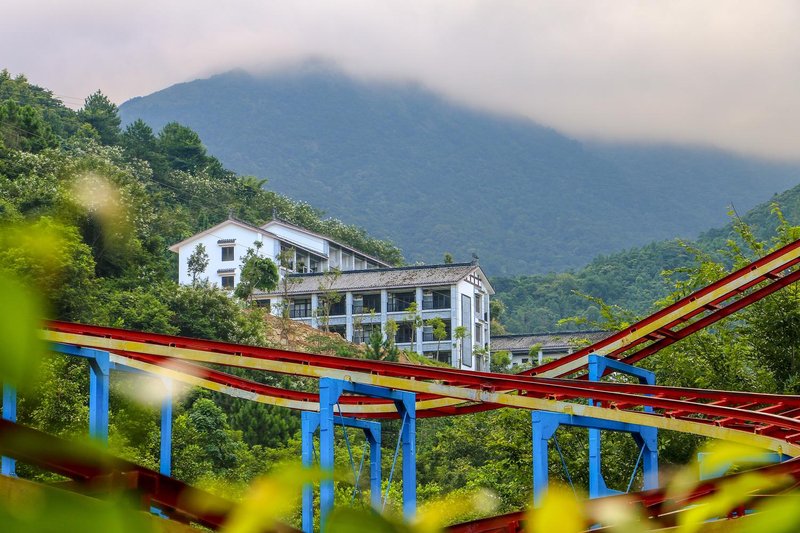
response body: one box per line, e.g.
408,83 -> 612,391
3,1 -> 799,161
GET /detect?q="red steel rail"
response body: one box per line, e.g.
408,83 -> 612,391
45,322 -> 800,448
0,420 -> 297,530
523,238 -> 800,378
446,456 -> 800,533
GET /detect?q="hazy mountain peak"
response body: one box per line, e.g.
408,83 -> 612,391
120,66 -> 800,275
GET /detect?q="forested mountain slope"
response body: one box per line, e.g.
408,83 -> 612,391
120,64 -> 800,275
493,183 -> 800,333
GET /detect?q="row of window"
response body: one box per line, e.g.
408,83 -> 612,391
288,290 -> 453,317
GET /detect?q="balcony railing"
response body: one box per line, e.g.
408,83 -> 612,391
422,332 -> 451,342
289,309 -> 311,318
352,304 -> 381,314
387,302 -> 413,312
422,298 -> 451,311
319,304 -> 346,316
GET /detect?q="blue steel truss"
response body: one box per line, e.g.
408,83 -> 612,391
305,377 -> 416,532
2,344 -> 173,477
532,354 -> 658,505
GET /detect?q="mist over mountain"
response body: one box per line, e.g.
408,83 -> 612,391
120,65 -> 800,275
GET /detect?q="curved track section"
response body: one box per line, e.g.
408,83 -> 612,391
38,238 -> 800,531
43,323 -> 800,457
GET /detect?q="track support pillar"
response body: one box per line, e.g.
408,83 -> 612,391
305,378 -> 413,532
2,383 -> 16,476
532,354 -> 659,505
160,377 -> 173,476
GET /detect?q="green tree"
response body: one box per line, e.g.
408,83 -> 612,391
120,119 -> 168,176
274,248 -> 300,343
316,267 -> 342,332
157,122 -> 226,177
443,252 -> 454,264
489,299 -> 507,335
453,325 -> 469,366
405,301 -> 423,353
77,90 -> 120,145
234,241 -> 279,302
0,100 -> 58,152
426,316 -> 448,361
490,350 -> 511,373
187,243 -> 209,283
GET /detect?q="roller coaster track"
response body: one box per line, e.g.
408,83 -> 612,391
524,237 -> 800,378
31,237 -> 800,531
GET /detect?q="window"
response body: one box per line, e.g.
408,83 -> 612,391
352,293 -> 381,314
221,246 -> 234,262
423,289 -> 451,310
353,323 -> 380,344
290,299 -> 312,318
255,299 -> 271,309
388,291 -> 415,312
221,275 -> 235,289
460,294 -> 472,367
395,322 -> 414,343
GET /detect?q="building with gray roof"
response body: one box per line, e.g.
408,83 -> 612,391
256,262 -> 494,372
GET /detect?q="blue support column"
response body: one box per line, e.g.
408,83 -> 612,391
586,354 -> 657,498
160,378 -> 173,476
531,411 -> 559,506
302,408 -> 383,533
395,395 -> 416,518
313,378 -> 416,528
301,411 -> 317,533
318,379 -> 343,528
88,351 -> 110,443
635,427 -> 659,490
50,344 -> 111,443
367,423 -> 382,510
531,354 -> 659,506
2,383 -> 17,476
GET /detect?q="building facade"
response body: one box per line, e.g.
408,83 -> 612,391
169,217 -> 391,287
256,263 -> 493,372
170,218 -> 493,371
491,331 -> 610,368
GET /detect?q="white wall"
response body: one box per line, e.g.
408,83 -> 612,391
262,222 -> 326,255
176,222 -> 276,287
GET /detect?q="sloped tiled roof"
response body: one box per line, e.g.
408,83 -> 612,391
258,263 -> 493,296
262,218 -> 393,267
491,331 -> 611,353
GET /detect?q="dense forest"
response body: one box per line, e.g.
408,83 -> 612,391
493,182 -> 800,333
119,64 -> 800,275
4,69 -> 800,528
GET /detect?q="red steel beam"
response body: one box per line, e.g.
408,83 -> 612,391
447,456 -> 800,532
0,419 -> 288,531
523,239 -> 800,378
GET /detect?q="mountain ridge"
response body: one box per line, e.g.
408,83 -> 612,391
120,65 -> 800,275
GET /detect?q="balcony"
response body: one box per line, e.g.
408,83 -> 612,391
352,304 -> 381,315
289,309 -> 311,319
387,302 -> 413,312
422,297 -> 451,310
422,331 -> 451,342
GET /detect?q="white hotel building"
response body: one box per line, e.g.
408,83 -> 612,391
170,217 -> 493,371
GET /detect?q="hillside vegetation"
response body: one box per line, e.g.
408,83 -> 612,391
120,64 -> 800,275
493,182 -> 800,333
6,70 -> 800,528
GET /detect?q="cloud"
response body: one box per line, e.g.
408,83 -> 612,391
3,0 -> 799,160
